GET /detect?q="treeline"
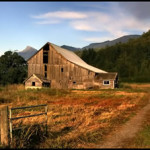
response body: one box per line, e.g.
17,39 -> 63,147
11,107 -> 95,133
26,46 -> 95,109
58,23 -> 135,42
80,31 -> 150,82
0,51 -> 27,85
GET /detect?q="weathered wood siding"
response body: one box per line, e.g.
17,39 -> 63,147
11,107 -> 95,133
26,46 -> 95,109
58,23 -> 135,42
28,50 -> 43,77
27,43 -> 96,89
25,75 -> 42,89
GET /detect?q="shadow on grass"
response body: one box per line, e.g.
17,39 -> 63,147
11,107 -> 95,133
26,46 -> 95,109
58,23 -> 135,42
11,124 -> 47,148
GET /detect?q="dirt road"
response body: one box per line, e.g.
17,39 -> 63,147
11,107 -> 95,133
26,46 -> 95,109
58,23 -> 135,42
95,97 -> 150,148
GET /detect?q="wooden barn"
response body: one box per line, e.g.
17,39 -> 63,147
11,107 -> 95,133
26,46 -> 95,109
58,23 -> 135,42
25,42 -> 118,89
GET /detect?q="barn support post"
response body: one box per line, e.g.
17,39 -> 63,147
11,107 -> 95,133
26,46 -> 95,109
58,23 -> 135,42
0,105 -> 9,147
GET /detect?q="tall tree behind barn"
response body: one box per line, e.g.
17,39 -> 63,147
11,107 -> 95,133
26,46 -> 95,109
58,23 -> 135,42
25,42 -> 118,89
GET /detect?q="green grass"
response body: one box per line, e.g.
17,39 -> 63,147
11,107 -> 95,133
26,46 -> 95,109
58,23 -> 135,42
135,125 -> 150,147
122,125 -> 150,148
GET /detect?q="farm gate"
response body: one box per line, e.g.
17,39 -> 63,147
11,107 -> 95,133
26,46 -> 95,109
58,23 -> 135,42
0,104 -> 48,147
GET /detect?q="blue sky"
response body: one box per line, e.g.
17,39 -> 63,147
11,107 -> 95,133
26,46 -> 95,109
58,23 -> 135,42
0,2 -> 150,55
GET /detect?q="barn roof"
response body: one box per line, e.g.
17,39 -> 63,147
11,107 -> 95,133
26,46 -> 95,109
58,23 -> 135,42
95,72 -> 118,80
24,74 -> 50,83
27,42 -> 107,73
51,43 -> 107,73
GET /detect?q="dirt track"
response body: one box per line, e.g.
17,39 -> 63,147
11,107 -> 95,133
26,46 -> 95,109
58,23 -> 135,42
95,97 -> 150,148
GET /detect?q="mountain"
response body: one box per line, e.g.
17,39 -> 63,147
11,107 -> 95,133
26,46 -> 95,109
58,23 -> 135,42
17,46 -> 37,60
60,35 -> 141,51
82,35 -> 140,49
61,45 -> 81,51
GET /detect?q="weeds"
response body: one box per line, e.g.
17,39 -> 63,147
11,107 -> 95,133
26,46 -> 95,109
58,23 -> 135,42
0,83 -> 149,148
12,124 -> 47,148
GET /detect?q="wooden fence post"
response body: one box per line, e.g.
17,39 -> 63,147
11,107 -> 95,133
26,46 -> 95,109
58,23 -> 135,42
0,106 -> 9,147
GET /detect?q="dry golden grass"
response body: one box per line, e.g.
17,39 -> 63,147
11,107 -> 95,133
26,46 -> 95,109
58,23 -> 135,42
0,83 -> 149,148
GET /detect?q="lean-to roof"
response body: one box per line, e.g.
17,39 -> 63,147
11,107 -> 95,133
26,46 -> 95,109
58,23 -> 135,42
24,74 -> 50,83
95,72 -> 118,80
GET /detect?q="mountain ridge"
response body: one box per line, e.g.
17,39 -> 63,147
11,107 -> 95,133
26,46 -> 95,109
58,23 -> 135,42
17,34 -> 141,60
59,34 -> 140,51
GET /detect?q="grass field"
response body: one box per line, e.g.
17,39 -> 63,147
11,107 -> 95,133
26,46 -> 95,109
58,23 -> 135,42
0,83 -> 150,148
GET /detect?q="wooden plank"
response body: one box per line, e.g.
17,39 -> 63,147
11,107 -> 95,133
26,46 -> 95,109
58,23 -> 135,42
11,104 -> 47,110
0,106 -> 9,146
10,113 -> 47,121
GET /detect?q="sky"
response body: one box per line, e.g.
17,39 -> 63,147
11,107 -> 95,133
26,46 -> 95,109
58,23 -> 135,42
0,1 -> 150,56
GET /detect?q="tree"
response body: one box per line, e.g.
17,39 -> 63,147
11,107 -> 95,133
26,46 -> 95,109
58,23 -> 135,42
0,51 -> 27,85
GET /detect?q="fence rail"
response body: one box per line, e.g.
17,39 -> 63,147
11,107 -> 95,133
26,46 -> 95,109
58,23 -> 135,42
9,104 -> 48,144
10,112 -> 47,120
11,104 -> 47,110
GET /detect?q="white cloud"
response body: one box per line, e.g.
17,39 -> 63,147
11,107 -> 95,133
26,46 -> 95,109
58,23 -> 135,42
32,11 -> 87,20
70,10 -> 150,40
32,8 -> 150,42
70,21 -> 97,31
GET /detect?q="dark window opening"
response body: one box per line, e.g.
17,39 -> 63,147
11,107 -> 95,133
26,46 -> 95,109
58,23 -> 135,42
61,67 -> 64,72
45,65 -> 47,71
43,51 -> 48,64
95,73 -> 99,77
73,81 -> 76,84
32,82 -> 35,86
43,43 -> 49,64
103,80 -> 110,85
43,43 -> 49,50
45,72 -> 47,78
43,82 -> 50,87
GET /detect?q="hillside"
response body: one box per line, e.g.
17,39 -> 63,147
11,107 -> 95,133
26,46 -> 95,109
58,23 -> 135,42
60,35 -> 140,51
80,30 -> 150,82
17,46 -> 37,60
82,35 -> 140,49
61,45 -> 81,51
